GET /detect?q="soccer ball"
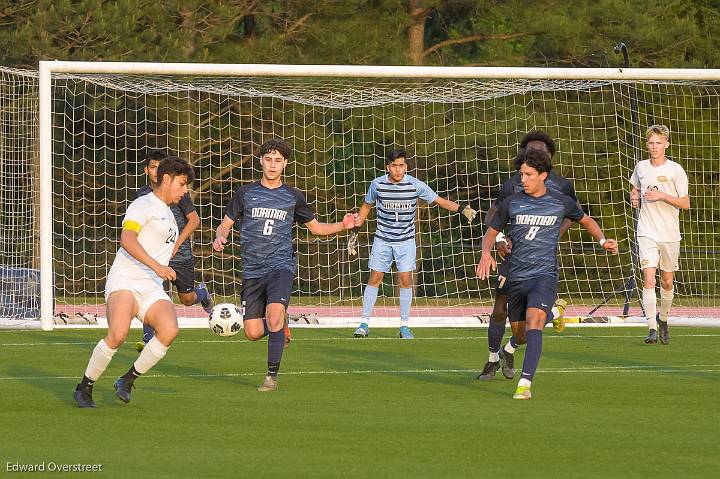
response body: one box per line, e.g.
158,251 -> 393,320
208,303 -> 243,337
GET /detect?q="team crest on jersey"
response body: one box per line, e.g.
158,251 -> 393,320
657,175 -> 667,182
642,259 -> 650,266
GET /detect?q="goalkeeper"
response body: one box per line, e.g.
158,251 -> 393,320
349,148 -> 476,339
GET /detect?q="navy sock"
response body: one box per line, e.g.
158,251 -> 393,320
267,329 -> 285,377
544,310 -> 554,326
193,286 -> 208,305
488,320 -> 505,355
509,335 -> 518,348
121,365 -> 141,382
520,329 -> 543,382
261,319 -> 270,338
143,324 -> 155,343
79,375 -> 94,388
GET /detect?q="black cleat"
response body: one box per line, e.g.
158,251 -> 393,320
657,315 -> 669,345
644,329 -> 658,344
74,383 -> 96,408
476,360 -> 500,381
499,349 -> 515,379
113,377 -> 135,404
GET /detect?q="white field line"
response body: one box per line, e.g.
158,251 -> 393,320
1,364 -> 720,381
2,333 -> 720,347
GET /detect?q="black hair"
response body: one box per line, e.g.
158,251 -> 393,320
518,148 -> 552,175
386,148 -> 407,165
259,138 -> 292,161
144,149 -> 168,167
513,131 -> 557,170
157,156 -> 195,184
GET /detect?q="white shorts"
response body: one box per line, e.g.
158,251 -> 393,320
369,237 -> 416,273
105,273 -> 171,322
637,236 -> 680,272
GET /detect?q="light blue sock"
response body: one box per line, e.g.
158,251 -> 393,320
362,285 -> 379,323
400,288 -> 412,326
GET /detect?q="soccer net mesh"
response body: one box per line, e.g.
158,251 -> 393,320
2,66 -> 719,325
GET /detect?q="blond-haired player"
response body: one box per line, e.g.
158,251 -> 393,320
73,157 -> 194,407
630,125 -> 690,344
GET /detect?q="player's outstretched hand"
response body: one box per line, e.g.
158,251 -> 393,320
342,213 -> 356,230
497,237 -> 512,258
212,236 -> 227,252
347,229 -> 359,256
459,205 -> 477,224
602,238 -> 619,254
155,265 -> 176,281
476,254 -> 497,280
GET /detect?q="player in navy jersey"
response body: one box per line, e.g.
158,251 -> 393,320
350,148 -> 476,339
478,131 -> 577,381
135,150 -> 213,352
212,139 -> 356,392
477,148 -> 618,399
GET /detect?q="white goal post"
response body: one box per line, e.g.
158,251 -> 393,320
26,61 -> 720,330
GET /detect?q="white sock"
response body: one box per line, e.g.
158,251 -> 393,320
518,378 -> 531,388
659,287 -> 674,321
84,339 -> 117,381
489,351 -> 500,362
504,341 -> 516,354
643,288 -> 657,330
551,306 -> 560,319
133,337 -> 169,375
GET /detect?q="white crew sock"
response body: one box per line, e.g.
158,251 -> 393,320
659,287 -> 674,322
643,288 -> 657,330
133,337 -> 169,375
84,339 -> 118,381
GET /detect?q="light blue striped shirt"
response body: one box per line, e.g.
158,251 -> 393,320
365,174 -> 438,242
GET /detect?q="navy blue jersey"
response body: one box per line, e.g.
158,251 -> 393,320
495,171 -> 577,205
137,185 -> 196,261
224,181 -> 315,279
489,189 -> 584,281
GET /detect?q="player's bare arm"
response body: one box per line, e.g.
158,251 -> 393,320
172,210 -> 200,257
476,226 -> 500,279
306,214 -> 355,236
630,186 -> 641,208
434,196 -> 477,223
120,229 -> 176,281
213,215 -> 235,251
577,215 -> 619,253
353,203 -> 373,228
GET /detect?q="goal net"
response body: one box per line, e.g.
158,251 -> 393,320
2,64 -> 720,328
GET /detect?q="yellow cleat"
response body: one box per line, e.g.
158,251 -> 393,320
552,298 -> 567,333
512,385 -> 532,400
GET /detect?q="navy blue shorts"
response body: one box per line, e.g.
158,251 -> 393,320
495,260 -> 510,294
506,276 -> 557,322
241,268 -> 294,320
168,256 -> 196,294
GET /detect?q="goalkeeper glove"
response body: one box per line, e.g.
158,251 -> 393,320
347,228 -> 359,256
457,204 -> 477,224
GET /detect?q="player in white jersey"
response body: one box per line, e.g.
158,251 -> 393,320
630,125 -> 690,345
73,157 -> 195,408
350,149 -> 476,339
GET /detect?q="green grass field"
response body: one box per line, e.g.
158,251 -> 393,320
2,327 -> 719,478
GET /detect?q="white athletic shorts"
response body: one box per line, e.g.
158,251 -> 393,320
105,273 -> 171,321
369,237 -> 416,273
637,236 -> 680,272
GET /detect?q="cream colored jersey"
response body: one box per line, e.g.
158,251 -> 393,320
630,158 -> 688,242
107,192 -> 178,284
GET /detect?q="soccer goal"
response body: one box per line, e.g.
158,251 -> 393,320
3,62 -> 720,330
